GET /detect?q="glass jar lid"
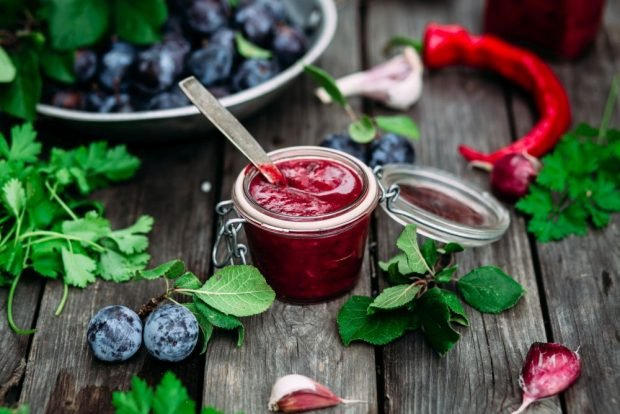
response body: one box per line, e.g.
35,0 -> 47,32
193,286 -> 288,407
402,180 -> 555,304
378,164 -> 510,246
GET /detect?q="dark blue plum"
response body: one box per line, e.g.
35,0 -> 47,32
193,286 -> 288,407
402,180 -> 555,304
143,304 -> 199,362
320,133 -> 367,163
232,59 -> 279,91
85,92 -> 133,113
240,0 -> 286,21
368,133 -> 415,168
147,88 -> 190,110
187,45 -> 234,87
185,0 -> 228,36
87,305 -> 142,362
207,85 -> 231,98
98,41 -> 137,92
51,90 -> 84,110
235,4 -> 275,46
272,24 -> 307,66
74,49 -> 98,83
210,28 -> 236,50
133,45 -> 179,94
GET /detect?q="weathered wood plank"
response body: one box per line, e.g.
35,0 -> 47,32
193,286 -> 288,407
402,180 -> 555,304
18,140 -> 221,413
0,277 -> 41,405
366,0 -> 558,412
510,5 -> 620,412
201,1 -> 378,412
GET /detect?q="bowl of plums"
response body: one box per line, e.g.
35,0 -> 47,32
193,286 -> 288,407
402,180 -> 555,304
37,0 -> 337,140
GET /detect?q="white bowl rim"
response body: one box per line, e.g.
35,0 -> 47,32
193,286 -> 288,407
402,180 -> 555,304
36,0 -> 338,123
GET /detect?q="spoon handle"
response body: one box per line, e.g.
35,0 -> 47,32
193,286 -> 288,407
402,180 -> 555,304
179,77 -> 284,185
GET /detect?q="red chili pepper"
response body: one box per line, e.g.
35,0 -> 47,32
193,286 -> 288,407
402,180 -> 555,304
421,24 -> 571,165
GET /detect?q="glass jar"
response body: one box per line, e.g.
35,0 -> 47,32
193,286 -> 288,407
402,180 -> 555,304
231,146 -> 379,303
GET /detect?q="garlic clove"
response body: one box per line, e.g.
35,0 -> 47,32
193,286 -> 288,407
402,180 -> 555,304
268,374 -> 363,413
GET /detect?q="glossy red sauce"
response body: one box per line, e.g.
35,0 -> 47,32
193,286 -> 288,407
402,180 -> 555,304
249,158 -> 364,217
245,157 -> 369,303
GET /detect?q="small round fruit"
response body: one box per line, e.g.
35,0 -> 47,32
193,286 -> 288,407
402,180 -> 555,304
272,24 -> 306,67
320,133 -> 367,163
187,45 -> 234,87
147,89 -> 190,110
232,59 -> 279,91
74,49 -> 98,83
98,41 -> 137,91
87,305 -> 142,362
235,4 -> 275,46
51,90 -> 84,110
368,133 -> 415,168
185,0 -> 228,36
133,45 -> 179,94
143,304 -> 199,362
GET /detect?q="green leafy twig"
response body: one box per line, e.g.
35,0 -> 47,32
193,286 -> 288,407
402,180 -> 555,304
337,224 -> 525,355
303,65 -> 420,142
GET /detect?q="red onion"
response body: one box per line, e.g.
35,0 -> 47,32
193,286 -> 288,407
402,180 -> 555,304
490,153 -> 540,201
512,342 -> 581,414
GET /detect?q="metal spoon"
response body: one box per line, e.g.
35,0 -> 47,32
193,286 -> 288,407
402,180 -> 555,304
178,76 -> 286,185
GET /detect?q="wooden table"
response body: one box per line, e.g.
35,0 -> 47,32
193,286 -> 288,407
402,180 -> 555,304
1,0 -> 619,413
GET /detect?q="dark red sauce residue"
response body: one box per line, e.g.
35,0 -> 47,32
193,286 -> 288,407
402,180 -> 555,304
399,184 -> 486,226
250,158 -> 363,217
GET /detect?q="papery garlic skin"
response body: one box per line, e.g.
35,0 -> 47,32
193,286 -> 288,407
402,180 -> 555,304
268,374 -> 342,413
315,47 -> 423,110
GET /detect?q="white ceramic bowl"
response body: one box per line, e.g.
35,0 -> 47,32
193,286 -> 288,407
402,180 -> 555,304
36,0 -> 337,141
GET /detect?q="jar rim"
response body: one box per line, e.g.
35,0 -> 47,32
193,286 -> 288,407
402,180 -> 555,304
232,146 -> 379,233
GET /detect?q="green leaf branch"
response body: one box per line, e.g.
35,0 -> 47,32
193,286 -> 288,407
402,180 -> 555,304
337,224 -> 525,355
303,64 -> 420,143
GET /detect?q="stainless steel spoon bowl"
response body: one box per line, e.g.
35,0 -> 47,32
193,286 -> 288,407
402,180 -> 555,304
36,0 -> 337,142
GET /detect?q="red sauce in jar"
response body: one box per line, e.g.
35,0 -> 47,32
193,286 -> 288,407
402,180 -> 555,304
249,158 -> 364,216
244,157 -> 369,303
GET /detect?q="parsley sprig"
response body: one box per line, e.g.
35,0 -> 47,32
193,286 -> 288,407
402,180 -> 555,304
337,224 -> 525,355
0,123 -> 147,334
113,371 -> 230,414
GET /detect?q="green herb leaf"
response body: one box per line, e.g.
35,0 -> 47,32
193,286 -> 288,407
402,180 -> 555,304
378,252 -> 410,275
112,376 -> 154,414
375,115 -> 420,140
61,212 -> 111,242
457,266 -> 525,313
49,0 -> 110,50
108,215 -> 154,254
348,115 -> 376,144
435,265 -> 457,284
395,224 -> 429,274
174,272 -> 202,290
439,242 -> 464,254
61,247 -> 97,287
195,265 -> 275,317
337,296 -> 409,346
0,123 -> 41,162
115,0 -> 167,44
184,302 -> 214,354
0,46 -> 16,83
304,65 -> 347,107
0,243 -> 24,277
0,47 -> 41,120
235,32 -> 272,59
40,48 -> 75,83
191,300 -> 245,346
435,288 -> 469,326
138,259 -> 185,280
384,36 -> 423,54
420,239 -> 438,269
98,250 -> 149,282
152,371 -> 196,414
368,284 -> 420,312
385,262 -> 412,285
202,408 -> 225,414
2,178 -> 26,216
417,289 -> 460,355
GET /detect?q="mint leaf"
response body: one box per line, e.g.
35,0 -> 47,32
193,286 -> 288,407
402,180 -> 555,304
368,284 -> 420,312
61,247 -> 97,287
0,46 -> 16,83
457,266 -> 525,313
348,115 -> 376,144
112,376 -> 153,414
0,47 -> 41,120
304,65 -> 347,107
114,0 -> 167,45
235,32 -> 272,59
195,265 -> 275,317
40,48 -> 75,83
375,115 -> 420,140
395,224 -> 429,274
49,0 -> 110,50
152,371 -> 196,414
435,265 -> 457,284
417,289 -> 460,355
337,296 -> 408,346
138,259 -> 185,280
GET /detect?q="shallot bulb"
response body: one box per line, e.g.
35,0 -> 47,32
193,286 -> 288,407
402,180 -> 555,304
315,47 -> 423,111
512,342 -> 582,414
489,153 -> 541,201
